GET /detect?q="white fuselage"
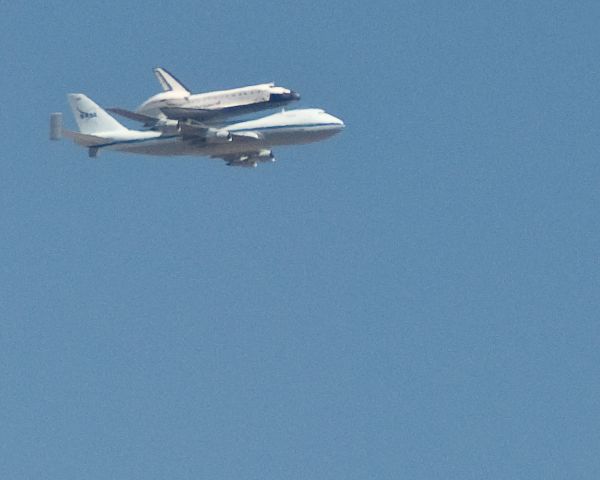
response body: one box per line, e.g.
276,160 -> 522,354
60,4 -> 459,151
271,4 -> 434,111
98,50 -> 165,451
96,109 -> 344,157
137,83 -> 299,120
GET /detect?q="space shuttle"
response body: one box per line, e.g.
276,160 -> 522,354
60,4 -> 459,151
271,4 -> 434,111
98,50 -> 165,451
108,67 -> 300,126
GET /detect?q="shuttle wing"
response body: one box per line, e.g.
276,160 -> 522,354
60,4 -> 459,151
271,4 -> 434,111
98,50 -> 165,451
160,106 -> 217,121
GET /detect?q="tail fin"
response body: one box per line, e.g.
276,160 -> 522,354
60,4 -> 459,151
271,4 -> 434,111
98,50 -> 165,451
153,67 -> 190,94
49,113 -> 63,140
67,93 -> 128,135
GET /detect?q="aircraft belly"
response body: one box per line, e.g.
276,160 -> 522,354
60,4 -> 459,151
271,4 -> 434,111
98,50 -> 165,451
107,126 -> 340,158
112,136 -> 269,157
114,138 -> 190,156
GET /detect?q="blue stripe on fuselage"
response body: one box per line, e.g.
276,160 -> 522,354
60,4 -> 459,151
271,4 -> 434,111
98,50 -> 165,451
230,122 -> 341,133
94,134 -> 179,149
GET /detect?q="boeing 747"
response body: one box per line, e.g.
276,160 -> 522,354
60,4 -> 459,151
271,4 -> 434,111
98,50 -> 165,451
51,94 -> 344,168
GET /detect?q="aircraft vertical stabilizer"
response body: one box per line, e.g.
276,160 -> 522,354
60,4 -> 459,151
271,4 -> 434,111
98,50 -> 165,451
153,67 -> 190,94
67,94 -> 128,135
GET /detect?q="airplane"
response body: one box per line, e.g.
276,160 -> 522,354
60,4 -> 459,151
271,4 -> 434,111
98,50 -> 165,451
107,67 -> 301,126
51,94 -> 344,168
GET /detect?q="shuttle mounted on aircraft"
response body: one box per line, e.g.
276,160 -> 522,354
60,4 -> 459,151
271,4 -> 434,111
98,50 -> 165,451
108,67 -> 300,126
51,94 -> 344,168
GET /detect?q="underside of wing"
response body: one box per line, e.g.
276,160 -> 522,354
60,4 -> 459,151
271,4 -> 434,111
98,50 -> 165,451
213,149 -> 276,168
160,107 -> 217,121
106,108 -> 158,125
177,121 -> 263,144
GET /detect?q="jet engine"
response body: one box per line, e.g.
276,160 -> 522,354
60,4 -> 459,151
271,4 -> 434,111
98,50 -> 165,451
204,128 -> 232,143
228,160 -> 258,168
178,122 -> 232,143
252,149 -> 275,163
226,150 -> 275,168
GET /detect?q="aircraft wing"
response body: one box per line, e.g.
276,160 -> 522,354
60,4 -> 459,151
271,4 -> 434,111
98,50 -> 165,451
212,149 -> 275,168
106,108 -> 158,125
178,121 -> 263,142
160,107 -> 218,121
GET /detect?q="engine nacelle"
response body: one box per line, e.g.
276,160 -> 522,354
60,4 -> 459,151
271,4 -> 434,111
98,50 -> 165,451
238,161 -> 258,168
252,149 -> 275,163
204,128 -> 232,144
178,122 -> 232,143
227,159 -> 258,168
226,150 -> 274,168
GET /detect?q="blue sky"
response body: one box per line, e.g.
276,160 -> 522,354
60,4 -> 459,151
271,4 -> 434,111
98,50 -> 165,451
2,1 -> 600,478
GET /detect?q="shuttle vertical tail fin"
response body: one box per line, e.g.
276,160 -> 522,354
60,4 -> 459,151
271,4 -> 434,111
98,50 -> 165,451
67,94 -> 129,135
153,67 -> 191,94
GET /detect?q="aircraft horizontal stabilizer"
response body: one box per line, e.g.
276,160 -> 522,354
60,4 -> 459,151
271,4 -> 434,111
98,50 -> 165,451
107,108 -> 158,124
62,129 -> 107,146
